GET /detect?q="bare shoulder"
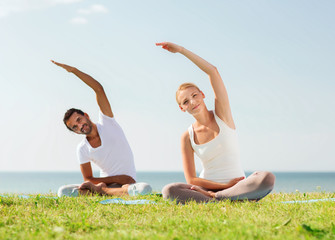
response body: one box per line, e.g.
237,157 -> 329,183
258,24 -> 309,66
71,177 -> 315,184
181,130 -> 194,154
181,130 -> 190,142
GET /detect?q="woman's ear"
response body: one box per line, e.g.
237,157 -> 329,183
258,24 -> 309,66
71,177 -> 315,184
201,91 -> 205,99
179,105 -> 186,112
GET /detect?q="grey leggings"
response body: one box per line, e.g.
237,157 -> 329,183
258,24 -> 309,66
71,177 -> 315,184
162,171 -> 275,204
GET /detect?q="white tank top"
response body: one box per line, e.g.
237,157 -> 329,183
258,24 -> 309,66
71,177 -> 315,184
188,112 -> 245,183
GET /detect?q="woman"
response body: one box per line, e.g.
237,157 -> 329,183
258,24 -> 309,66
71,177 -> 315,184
156,42 -> 275,204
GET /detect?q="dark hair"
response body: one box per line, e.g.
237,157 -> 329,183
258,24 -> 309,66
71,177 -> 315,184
63,108 -> 84,131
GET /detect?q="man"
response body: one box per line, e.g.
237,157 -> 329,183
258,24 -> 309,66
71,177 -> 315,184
52,60 -> 151,197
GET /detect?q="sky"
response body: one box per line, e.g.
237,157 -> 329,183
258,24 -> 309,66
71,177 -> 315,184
0,0 -> 334,173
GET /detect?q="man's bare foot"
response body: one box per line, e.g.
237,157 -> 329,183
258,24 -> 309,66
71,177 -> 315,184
79,181 -> 107,194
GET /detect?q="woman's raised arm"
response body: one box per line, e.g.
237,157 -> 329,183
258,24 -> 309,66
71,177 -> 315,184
156,42 -> 235,129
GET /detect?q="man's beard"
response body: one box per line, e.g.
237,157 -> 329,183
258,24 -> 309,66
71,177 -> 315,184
80,121 -> 93,135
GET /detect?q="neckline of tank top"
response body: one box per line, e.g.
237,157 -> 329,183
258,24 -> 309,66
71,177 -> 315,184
191,111 -> 236,146
190,112 -> 221,146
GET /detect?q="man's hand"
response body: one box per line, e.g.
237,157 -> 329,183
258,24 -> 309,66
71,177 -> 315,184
51,60 -> 114,118
51,60 -> 77,73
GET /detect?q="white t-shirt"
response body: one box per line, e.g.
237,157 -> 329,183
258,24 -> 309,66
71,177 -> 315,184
77,112 -> 136,180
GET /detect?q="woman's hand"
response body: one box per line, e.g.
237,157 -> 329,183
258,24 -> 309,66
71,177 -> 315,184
156,42 -> 183,53
227,176 -> 245,188
190,185 -> 216,198
51,60 -> 77,73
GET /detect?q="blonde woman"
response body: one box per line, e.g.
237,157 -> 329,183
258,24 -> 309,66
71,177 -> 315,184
156,42 -> 275,204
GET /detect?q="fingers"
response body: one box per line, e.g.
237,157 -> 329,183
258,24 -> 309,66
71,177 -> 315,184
50,60 -> 59,65
50,60 -> 64,67
155,42 -> 167,46
190,185 -> 201,192
156,42 -> 167,50
156,42 -> 170,50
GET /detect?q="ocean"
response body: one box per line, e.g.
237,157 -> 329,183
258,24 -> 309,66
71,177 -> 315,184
0,171 -> 335,194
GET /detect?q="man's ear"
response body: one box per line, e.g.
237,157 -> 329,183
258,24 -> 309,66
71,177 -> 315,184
84,113 -> 90,119
179,105 -> 186,112
200,91 -> 205,99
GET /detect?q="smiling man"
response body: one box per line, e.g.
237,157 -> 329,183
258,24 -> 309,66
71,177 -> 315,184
52,60 -> 151,197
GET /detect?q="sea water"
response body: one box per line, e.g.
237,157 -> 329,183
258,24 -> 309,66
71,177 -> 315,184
0,171 -> 334,194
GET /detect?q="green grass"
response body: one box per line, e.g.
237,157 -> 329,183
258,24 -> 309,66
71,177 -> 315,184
1,192 -> 335,239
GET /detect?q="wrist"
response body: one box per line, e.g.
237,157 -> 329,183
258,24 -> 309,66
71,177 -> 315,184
179,46 -> 185,54
70,67 -> 78,73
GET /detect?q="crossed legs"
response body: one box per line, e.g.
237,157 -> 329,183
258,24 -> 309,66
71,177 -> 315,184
78,182 -> 129,196
58,182 -> 152,197
162,171 -> 275,204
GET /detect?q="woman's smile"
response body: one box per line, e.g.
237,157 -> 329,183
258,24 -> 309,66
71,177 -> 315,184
192,104 -> 200,110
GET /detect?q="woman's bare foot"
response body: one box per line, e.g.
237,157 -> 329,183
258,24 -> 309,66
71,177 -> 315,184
190,185 -> 216,198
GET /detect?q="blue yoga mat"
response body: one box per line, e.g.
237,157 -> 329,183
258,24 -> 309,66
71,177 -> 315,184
99,198 -> 156,205
280,198 -> 335,204
0,194 -> 57,199
2,195 -> 333,204
0,195 -> 154,204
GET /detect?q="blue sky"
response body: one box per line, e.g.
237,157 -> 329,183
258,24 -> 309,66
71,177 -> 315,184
0,0 -> 334,172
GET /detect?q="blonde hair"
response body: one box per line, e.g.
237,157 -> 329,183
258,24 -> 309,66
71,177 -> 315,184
176,82 -> 201,104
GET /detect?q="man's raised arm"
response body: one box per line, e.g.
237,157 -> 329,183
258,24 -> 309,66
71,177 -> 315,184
51,60 -> 113,118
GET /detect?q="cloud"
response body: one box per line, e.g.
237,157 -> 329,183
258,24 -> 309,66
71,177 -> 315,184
0,0 -> 83,18
51,0 -> 82,4
70,4 -> 108,26
77,4 -> 108,15
0,0 -> 28,17
70,16 -> 87,24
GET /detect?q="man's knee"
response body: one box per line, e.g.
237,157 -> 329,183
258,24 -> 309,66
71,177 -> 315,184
58,184 -> 80,197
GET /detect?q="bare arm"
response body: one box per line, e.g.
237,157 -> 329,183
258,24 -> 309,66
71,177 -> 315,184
80,162 -> 135,185
51,60 -> 113,118
156,42 -> 235,129
181,131 -> 243,190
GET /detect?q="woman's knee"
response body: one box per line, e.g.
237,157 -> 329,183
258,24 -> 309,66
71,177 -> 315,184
260,171 -> 275,189
162,182 -> 185,199
249,171 -> 275,189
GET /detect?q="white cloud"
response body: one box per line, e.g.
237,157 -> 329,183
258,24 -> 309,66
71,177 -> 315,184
50,0 -> 82,4
0,0 -> 83,18
70,16 -> 87,24
77,4 -> 108,15
0,0 -> 30,17
91,4 -> 108,13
